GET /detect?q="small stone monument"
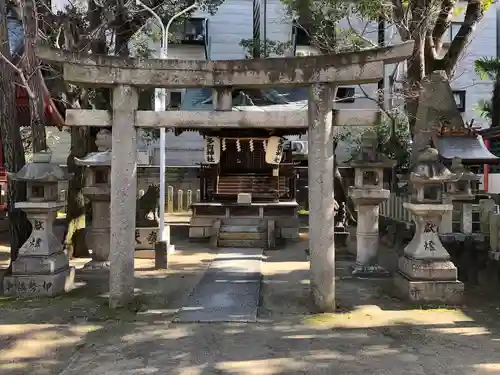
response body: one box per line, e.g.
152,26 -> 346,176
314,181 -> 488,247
446,158 -> 479,234
348,130 -> 396,277
135,184 -> 162,255
3,151 -> 74,296
394,146 -> 464,303
75,129 -> 112,269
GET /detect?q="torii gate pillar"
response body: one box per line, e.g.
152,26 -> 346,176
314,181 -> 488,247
308,83 -> 336,312
109,85 -> 139,308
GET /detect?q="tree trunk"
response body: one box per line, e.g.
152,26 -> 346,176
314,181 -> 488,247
64,1 -> 105,258
0,0 -> 31,269
20,0 -> 47,153
64,126 -> 90,258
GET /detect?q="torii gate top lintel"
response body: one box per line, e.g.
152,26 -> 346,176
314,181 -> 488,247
37,41 -> 414,89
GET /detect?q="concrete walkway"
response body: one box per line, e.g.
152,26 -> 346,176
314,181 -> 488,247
174,247 -> 264,323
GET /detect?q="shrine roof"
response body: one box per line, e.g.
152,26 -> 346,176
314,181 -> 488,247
179,87 -> 309,135
478,126 -> 500,139
180,88 -> 309,113
435,135 -> 500,164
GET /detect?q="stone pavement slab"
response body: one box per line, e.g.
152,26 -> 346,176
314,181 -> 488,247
174,248 -> 264,323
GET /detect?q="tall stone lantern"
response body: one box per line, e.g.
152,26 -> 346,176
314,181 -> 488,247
75,129 -> 112,269
445,157 -> 479,234
348,131 -> 396,277
3,152 -> 74,296
394,146 -> 464,303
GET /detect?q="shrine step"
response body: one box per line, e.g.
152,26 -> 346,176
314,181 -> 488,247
221,218 -> 263,226
218,239 -> 267,248
220,225 -> 262,233
219,232 -> 267,241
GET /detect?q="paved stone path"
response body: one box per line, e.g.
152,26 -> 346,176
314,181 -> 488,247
174,247 -> 264,323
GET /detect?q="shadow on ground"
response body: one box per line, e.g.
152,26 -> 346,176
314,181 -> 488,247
3,230 -> 500,374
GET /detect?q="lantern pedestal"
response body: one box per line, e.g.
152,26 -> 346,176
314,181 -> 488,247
75,134 -> 113,271
349,188 -> 391,277
83,189 -> 111,270
4,203 -> 74,297
394,203 -> 464,303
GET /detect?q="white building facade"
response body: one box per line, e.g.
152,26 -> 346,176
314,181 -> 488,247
47,0 -> 499,166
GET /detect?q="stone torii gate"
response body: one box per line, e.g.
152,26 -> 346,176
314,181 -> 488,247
37,41 -> 414,310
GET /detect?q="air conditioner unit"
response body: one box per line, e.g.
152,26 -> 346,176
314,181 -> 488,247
291,140 -> 308,155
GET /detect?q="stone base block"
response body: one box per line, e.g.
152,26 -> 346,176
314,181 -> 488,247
12,252 -> 69,275
335,231 -> 350,247
398,255 -> 458,280
86,228 -> 110,261
3,267 -> 75,297
135,244 -> 175,259
82,259 -> 110,271
490,251 -> 500,261
394,271 -> 463,304
135,227 -> 159,250
278,227 -> 300,240
351,263 -> 390,278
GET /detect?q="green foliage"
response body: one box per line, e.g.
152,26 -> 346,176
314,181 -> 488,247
482,0 -> 495,11
474,99 -> 492,120
475,57 -> 500,80
340,111 -> 411,171
239,38 -> 292,58
372,114 -> 412,171
474,57 -> 500,124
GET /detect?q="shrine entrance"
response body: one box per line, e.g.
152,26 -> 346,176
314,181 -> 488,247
38,41 -> 414,312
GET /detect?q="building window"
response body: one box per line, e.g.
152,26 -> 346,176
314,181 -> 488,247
444,22 -> 463,44
452,90 -> 466,112
168,18 -> 207,45
449,22 -> 462,43
182,18 -> 206,44
336,87 -> 355,103
168,91 -> 183,109
293,23 -> 311,46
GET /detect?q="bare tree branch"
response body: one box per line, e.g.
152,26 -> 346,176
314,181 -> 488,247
441,0 -> 484,76
0,51 -> 36,99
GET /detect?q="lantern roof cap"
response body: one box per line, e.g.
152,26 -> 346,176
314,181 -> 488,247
449,157 -> 479,182
409,146 -> 461,183
8,153 -> 72,182
74,151 -> 111,167
75,129 -> 112,166
347,130 -> 396,168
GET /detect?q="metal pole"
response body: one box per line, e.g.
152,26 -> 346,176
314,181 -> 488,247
263,0 -> 267,56
135,1 -> 197,247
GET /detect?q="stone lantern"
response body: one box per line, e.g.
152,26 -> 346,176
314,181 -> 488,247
75,129 -> 112,269
444,157 -> 479,234
394,146 -> 464,303
3,152 -> 74,297
348,130 -> 396,277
